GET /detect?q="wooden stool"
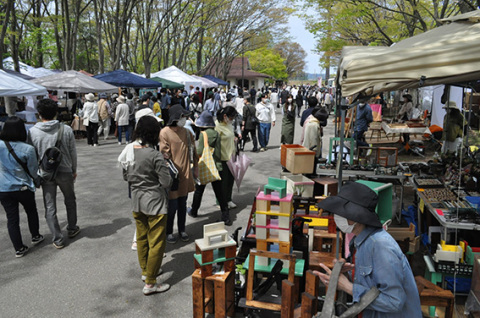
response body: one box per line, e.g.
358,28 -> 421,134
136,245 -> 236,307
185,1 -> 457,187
415,276 -> 454,318
192,269 -> 235,318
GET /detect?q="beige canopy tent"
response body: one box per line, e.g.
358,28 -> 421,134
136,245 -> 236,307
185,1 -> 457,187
337,10 -> 480,96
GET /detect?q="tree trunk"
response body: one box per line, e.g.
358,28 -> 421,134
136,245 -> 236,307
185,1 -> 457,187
0,0 -> 13,70
33,0 -> 43,67
94,0 -> 104,74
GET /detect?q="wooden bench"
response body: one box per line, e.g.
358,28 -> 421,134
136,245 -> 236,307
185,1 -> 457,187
264,177 -> 287,199
203,222 -> 229,246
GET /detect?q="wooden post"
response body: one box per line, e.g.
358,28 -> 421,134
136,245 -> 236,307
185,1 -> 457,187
281,280 -> 295,318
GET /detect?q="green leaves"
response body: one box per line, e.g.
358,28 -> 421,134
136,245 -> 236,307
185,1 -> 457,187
245,47 -> 288,80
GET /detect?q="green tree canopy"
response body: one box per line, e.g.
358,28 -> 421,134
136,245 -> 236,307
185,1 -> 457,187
245,47 -> 288,80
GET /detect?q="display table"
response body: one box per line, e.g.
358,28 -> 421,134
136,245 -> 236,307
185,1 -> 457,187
416,190 -> 480,238
381,122 -> 430,139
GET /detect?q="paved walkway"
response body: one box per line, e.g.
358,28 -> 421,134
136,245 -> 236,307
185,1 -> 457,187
0,106 -> 335,317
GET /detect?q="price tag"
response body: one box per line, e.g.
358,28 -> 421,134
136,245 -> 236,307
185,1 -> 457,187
419,198 -> 425,213
436,209 -> 444,216
417,188 -> 425,192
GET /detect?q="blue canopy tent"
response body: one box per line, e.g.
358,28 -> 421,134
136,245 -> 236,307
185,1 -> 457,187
94,69 -> 161,88
203,75 -> 228,86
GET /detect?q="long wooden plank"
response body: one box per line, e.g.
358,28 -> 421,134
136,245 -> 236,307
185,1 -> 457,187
301,293 -> 316,318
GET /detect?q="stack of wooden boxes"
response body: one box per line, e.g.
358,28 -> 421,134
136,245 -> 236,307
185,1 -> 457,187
192,222 -> 237,318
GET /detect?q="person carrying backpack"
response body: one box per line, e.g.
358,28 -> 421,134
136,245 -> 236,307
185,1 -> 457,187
28,98 -> 79,249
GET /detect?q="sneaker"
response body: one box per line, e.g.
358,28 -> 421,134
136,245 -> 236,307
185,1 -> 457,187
15,246 -> 29,258
252,148 -> 258,152
93,144 -> 98,147
31,235 -> 44,245
53,242 -> 65,249
227,201 -> 237,209
166,234 -> 177,244
143,283 -> 170,295
259,148 -> 265,152
67,226 -> 81,238
223,219 -> 233,226
131,241 -> 137,251
118,142 -> 122,145
180,232 -> 189,242
187,207 -> 197,218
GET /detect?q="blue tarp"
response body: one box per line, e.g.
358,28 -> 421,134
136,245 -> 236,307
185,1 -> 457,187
203,75 -> 228,86
94,69 -> 161,88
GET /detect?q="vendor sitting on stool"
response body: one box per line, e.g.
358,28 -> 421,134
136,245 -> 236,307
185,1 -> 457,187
313,182 -> 422,318
442,101 -> 465,156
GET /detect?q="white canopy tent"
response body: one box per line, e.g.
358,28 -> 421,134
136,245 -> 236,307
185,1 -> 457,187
337,10 -> 480,97
3,57 -> 57,78
151,66 -> 202,94
191,75 -> 218,89
0,70 -> 47,96
31,70 -> 118,93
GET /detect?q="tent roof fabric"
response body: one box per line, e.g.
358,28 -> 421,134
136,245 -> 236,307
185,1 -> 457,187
4,69 -> 35,80
203,75 -> 229,86
31,70 -> 118,93
94,69 -> 161,88
0,70 -> 47,96
150,66 -> 202,88
150,77 -> 184,89
191,75 -> 218,89
337,9 -> 480,96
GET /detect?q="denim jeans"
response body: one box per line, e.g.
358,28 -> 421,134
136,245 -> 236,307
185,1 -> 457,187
0,190 -> 40,251
117,125 -> 130,143
258,123 -> 272,148
354,130 -> 369,148
42,171 -> 77,245
167,196 -> 187,235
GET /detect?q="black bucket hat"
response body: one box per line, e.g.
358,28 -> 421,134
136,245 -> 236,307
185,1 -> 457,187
195,111 -> 215,128
316,182 -> 382,228
167,104 -> 190,125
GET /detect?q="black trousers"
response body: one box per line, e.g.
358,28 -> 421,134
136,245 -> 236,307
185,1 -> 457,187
86,122 -> 99,145
242,129 -> 258,151
0,190 -> 40,251
190,180 -> 228,216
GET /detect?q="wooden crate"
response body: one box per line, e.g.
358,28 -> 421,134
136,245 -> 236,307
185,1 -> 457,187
281,144 -> 304,167
286,147 -> 315,174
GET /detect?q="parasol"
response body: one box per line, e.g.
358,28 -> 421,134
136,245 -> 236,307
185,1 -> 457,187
227,148 -> 252,191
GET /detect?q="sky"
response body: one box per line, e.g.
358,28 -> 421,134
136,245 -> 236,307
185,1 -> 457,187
287,12 -> 321,75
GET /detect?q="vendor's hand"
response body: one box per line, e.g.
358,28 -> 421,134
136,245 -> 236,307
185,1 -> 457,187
334,258 -> 355,273
313,263 -> 353,295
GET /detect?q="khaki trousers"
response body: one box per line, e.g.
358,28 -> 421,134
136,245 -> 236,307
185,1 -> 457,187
133,212 -> 167,285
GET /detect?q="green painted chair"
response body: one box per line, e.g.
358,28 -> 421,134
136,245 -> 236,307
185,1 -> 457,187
264,177 -> 287,199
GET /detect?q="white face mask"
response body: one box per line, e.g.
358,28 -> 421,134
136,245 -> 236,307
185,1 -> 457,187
334,214 -> 356,233
288,98 -> 293,103
177,117 -> 187,127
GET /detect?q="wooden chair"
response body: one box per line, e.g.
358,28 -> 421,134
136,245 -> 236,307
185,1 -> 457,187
415,275 -> 454,318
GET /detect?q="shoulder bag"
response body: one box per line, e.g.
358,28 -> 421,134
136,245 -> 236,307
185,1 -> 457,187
248,106 -> 259,126
197,131 -> 221,185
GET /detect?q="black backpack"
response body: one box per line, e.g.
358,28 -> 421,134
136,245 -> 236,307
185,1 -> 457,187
39,124 -> 64,182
